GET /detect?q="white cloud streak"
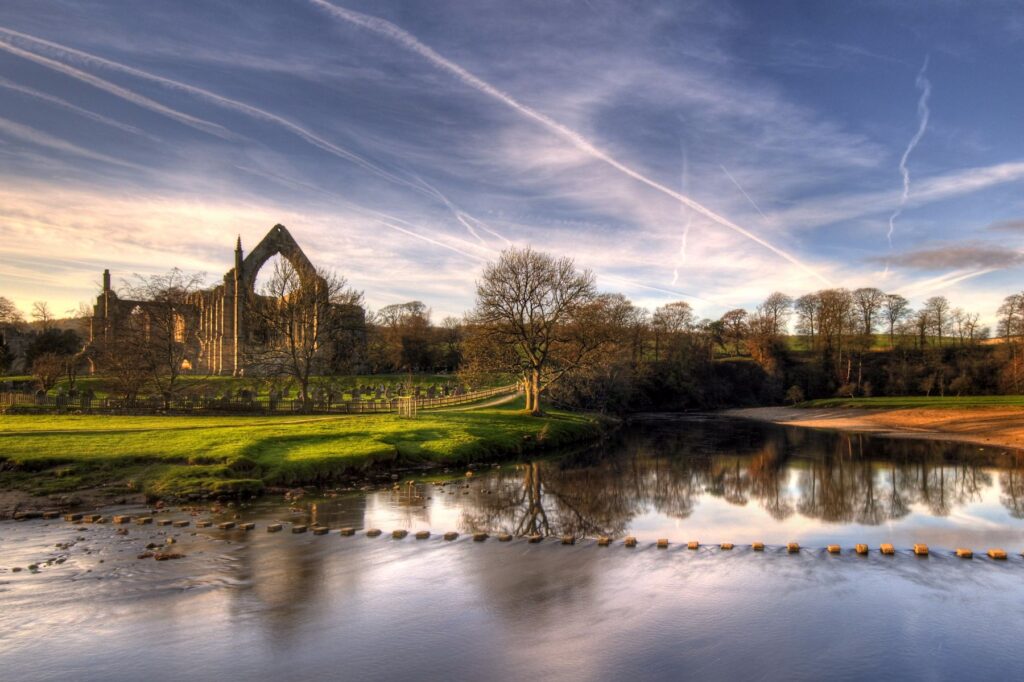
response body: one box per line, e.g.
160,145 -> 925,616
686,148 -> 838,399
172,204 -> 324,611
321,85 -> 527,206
0,116 -> 138,168
887,55 -> 931,246
0,76 -> 158,140
0,35 -> 230,138
310,0 -> 831,286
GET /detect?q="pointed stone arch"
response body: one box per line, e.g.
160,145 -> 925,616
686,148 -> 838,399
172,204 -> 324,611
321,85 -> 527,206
240,224 -> 320,294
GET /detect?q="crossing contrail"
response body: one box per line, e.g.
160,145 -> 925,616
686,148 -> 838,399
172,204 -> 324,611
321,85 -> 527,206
310,0 -> 830,286
887,55 -> 931,247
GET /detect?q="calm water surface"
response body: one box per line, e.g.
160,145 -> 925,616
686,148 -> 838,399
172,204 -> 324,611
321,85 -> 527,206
3,417 -> 1024,681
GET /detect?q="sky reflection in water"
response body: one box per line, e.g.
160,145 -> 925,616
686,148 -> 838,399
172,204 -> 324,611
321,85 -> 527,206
3,418 -> 1024,681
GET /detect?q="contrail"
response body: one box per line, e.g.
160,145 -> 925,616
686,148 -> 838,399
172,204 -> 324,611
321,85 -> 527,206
0,37 -> 230,138
599,273 -> 718,305
899,267 -> 993,299
672,146 -> 693,286
887,55 -> 931,247
0,76 -> 158,140
0,26 -> 427,194
0,116 -> 139,168
310,0 -> 830,286
720,164 -> 771,222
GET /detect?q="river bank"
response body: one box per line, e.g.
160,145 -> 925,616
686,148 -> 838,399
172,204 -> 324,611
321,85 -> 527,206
0,399 -> 612,518
723,405 -> 1024,450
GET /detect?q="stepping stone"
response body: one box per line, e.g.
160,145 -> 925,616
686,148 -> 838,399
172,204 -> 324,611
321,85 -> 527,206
415,530 -> 431,540
366,528 -> 382,537
339,527 -> 356,536
292,525 -> 308,534
855,544 -> 869,555
173,520 -> 190,528
752,542 -> 765,551
83,514 -> 102,523
497,533 -> 512,542
827,545 -> 841,554
443,532 -> 459,541
656,538 -> 669,549
312,526 -> 329,535
880,543 -> 895,555
42,511 -> 60,519
113,516 -> 131,524
156,519 -> 173,526
787,542 -> 800,553
528,534 -> 543,544
135,517 -> 153,525
913,544 -> 929,556
687,540 -> 699,550
473,532 -> 488,542
239,522 -> 255,531
988,548 -> 1008,560
218,521 -> 235,530
267,524 -> 283,533
720,542 -> 734,550
623,536 -> 637,548
392,529 -> 408,539
561,535 -> 575,545
63,513 -> 83,522
597,536 -> 611,547
956,548 -> 973,559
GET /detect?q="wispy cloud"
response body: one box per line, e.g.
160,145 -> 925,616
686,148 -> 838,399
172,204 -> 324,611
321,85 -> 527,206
310,0 -> 831,286
887,55 -> 932,247
0,116 -> 138,168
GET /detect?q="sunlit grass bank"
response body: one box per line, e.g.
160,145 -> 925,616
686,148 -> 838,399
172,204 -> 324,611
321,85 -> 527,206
799,395 -> 1024,409
0,398 -> 607,500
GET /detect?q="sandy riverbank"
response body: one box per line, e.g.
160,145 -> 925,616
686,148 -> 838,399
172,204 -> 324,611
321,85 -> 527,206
723,406 -> 1024,451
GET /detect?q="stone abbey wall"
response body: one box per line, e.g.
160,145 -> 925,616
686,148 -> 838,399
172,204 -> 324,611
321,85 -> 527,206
89,224 -> 361,376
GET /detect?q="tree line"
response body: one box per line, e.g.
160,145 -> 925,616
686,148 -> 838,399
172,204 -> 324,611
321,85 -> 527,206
5,245 -> 1024,414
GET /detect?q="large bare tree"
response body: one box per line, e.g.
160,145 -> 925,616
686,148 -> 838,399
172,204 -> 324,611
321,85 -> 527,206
113,269 -> 208,407
245,259 -> 363,403
467,247 -> 599,415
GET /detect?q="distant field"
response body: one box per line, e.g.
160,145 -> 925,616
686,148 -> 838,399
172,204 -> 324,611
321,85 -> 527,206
799,395 -> 1024,409
1,373 -> 509,398
781,334 -> 968,352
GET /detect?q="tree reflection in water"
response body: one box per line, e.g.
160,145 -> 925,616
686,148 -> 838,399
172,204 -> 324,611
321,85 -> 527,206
459,418 -> 1024,538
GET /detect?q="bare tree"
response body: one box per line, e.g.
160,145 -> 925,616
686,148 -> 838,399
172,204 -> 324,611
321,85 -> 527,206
852,287 -> 885,337
882,293 -> 910,349
924,296 -> 951,346
794,293 -> 821,350
758,292 -> 793,335
115,269 -> 208,408
0,296 -> 24,325
719,308 -> 748,356
466,247 -> 598,415
245,259 -> 363,404
31,352 -> 67,392
31,301 -> 55,330
652,301 -> 695,361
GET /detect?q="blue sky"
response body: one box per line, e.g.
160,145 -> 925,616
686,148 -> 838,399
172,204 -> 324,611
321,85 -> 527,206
2,0 -> 1024,323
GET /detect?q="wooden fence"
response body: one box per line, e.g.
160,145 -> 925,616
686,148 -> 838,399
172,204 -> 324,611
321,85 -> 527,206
0,384 -> 520,416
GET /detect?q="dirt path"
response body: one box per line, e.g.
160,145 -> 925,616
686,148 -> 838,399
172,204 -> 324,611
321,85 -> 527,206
436,391 -> 522,411
723,406 -> 1024,450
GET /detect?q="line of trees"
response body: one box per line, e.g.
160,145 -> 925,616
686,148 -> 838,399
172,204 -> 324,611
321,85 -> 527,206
8,245 -> 1024,415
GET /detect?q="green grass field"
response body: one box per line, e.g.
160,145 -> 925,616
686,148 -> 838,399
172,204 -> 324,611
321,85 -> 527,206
0,398 -> 605,500
799,395 -> 1024,409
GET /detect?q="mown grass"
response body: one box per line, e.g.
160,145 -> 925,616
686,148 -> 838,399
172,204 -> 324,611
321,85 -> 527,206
0,398 -> 606,499
799,395 -> 1024,409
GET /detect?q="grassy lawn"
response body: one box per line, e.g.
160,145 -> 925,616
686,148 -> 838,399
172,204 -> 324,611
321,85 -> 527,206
799,395 -> 1024,409
0,398 -> 605,499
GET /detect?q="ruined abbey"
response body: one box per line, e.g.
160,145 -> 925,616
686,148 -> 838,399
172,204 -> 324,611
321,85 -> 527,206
89,224 -> 364,375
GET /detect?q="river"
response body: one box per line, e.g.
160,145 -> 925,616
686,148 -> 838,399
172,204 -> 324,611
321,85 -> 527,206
2,416 -> 1024,680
